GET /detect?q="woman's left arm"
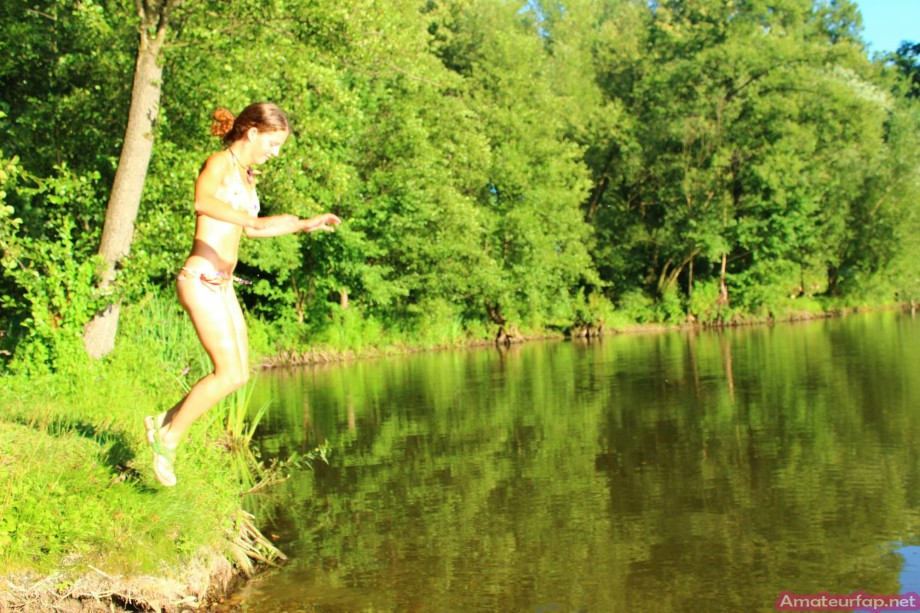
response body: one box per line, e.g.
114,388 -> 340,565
243,214 -> 301,238
243,213 -> 341,238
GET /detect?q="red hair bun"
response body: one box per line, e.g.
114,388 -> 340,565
210,108 -> 235,138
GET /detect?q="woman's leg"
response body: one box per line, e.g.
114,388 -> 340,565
158,280 -> 249,446
226,284 -> 250,374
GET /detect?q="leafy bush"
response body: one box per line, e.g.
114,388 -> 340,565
0,153 -> 105,375
617,289 -> 658,323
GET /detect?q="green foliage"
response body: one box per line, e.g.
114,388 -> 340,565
0,0 -> 134,178
0,316 -> 248,582
892,42 -> 920,98
211,382 -> 270,451
549,0 -> 918,317
1,0 -> 919,372
617,288 -> 658,324
0,152 -> 104,375
687,279 -> 723,323
320,305 -> 387,353
406,296 -> 467,348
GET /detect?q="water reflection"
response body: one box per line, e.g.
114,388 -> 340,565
236,312 -> 920,612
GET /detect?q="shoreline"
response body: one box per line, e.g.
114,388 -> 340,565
1,302 -> 908,612
0,552 -> 236,612
0,507 -> 281,612
256,302 -> 895,369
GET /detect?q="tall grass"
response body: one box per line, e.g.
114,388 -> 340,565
0,292 -> 274,587
215,383 -> 270,449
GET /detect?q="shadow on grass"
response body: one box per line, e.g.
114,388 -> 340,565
14,416 -> 157,493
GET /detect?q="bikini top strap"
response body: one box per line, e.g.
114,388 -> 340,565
227,150 -> 244,187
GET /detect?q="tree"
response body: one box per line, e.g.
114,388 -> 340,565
892,41 -> 920,99
429,0 -> 598,332
546,0 -> 900,319
82,0 -> 184,359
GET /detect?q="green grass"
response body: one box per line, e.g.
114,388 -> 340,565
0,295 -> 251,592
0,420 -> 240,574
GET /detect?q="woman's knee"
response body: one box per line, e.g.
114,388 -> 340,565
213,369 -> 249,394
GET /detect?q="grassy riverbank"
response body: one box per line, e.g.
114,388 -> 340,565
0,296 -> 287,611
0,291 -> 897,610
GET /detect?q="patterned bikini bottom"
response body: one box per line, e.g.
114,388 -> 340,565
177,267 -> 251,292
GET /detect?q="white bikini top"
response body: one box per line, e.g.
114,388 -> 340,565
215,150 -> 260,217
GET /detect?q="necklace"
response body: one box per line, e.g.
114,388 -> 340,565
228,148 -> 255,186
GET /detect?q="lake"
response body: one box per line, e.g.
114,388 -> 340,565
232,311 -> 920,612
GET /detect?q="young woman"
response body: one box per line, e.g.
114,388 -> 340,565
145,102 -> 341,486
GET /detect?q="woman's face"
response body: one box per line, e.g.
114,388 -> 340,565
251,128 -> 289,165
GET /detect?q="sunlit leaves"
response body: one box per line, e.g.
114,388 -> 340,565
2,0 -> 919,362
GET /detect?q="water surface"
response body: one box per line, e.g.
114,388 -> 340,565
235,311 -> 920,612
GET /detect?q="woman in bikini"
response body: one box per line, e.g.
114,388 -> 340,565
145,102 -> 341,486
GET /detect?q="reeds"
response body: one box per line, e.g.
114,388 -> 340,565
217,382 -> 270,451
227,510 -> 287,576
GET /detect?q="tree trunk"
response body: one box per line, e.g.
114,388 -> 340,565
584,144 -> 618,222
718,252 -> 730,306
83,4 -> 176,359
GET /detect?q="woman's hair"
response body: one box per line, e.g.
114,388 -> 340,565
210,102 -> 290,145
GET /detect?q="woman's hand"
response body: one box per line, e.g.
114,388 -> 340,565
300,213 -> 342,233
